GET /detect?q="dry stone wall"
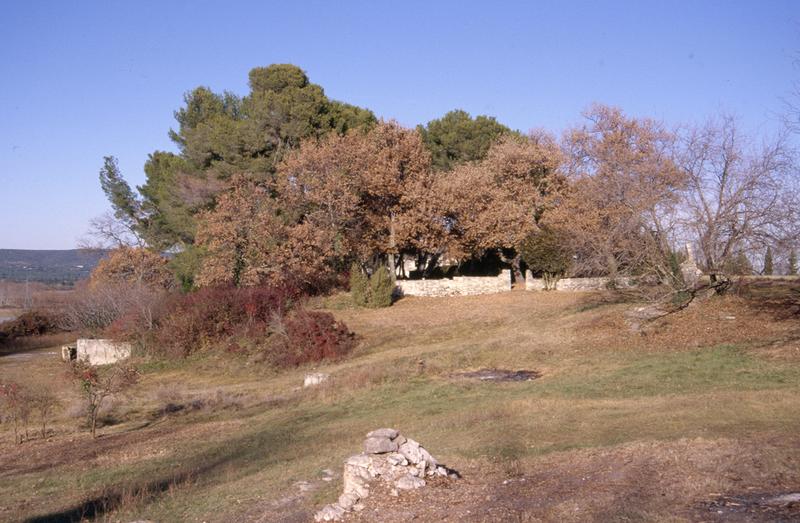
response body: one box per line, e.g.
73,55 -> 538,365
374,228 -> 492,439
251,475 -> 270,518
525,274 -> 635,291
394,269 -> 511,297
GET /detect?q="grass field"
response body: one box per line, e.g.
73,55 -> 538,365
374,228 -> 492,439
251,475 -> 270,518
1,289 -> 798,522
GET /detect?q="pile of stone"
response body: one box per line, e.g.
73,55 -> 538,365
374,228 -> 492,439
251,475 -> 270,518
315,428 -> 455,521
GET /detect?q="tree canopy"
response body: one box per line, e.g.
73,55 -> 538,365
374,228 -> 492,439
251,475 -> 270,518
98,64 -> 376,253
418,110 -> 516,171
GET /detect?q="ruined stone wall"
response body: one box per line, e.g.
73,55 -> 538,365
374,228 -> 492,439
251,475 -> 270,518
525,273 -> 635,291
76,339 -> 132,366
395,270 -> 511,297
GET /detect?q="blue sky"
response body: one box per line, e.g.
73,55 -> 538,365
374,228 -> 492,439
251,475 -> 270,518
1,0 -> 798,249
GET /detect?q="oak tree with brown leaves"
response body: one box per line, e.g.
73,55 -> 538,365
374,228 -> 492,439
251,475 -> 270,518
434,134 -> 565,282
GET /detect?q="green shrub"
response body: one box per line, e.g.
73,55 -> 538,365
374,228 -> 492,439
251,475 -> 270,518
520,227 -> 572,290
349,262 -> 370,307
368,266 -> 394,308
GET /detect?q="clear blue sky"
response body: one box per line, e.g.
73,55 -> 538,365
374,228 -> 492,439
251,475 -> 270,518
1,1 -> 798,249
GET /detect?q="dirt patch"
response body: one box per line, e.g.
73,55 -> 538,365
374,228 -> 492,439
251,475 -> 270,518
700,491 -> 800,521
456,368 -> 541,382
341,436 -> 800,522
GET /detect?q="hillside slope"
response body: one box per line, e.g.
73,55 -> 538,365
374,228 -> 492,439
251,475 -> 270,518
1,290 -> 798,522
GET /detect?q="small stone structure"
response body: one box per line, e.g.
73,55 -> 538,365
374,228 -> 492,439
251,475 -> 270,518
304,372 -> 330,387
61,339 -> 132,365
315,428 -> 455,521
394,269 -> 511,298
525,274 -> 635,291
61,344 -> 77,361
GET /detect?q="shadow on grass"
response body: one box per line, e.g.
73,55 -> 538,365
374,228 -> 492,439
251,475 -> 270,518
21,410 -> 320,522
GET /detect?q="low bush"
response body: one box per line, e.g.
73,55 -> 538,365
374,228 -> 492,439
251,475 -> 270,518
268,309 -> 356,367
0,310 -> 60,339
349,263 -> 370,307
368,266 -> 394,308
152,284 -> 301,356
349,263 -> 394,308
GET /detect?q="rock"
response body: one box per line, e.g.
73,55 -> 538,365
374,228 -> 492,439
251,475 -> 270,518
304,373 -> 330,387
317,430 -> 454,519
396,474 -> 426,490
386,452 -> 408,466
398,438 -> 438,467
764,493 -> 800,506
338,491 -> 360,509
624,305 -> 666,332
345,454 -> 372,468
366,428 -> 399,439
315,503 -> 345,521
364,436 -> 398,454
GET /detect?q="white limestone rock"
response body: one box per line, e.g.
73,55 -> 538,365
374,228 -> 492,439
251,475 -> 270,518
364,436 -> 398,454
366,428 -> 399,439
338,491 -> 360,509
315,503 -> 345,521
396,474 -> 426,490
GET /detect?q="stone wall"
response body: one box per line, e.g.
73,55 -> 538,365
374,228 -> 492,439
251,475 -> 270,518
395,270 -> 511,297
76,339 -> 132,365
525,273 -> 635,291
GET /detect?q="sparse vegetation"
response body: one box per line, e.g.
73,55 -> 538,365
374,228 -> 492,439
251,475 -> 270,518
69,360 -> 139,438
1,289 -> 798,521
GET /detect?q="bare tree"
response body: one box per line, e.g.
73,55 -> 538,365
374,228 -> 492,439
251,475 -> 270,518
678,114 -> 799,288
549,104 -> 685,282
68,361 -> 138,438
80,211 -> 144,250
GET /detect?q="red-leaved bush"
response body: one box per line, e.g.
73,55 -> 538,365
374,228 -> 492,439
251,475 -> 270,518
268,309 -> 356,367
153,284 -> 301,356
103,280 -> 357,367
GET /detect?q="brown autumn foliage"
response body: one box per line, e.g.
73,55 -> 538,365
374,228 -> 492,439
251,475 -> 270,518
196,121 -> 439,287
545,104 -> 686,280
194,177 -> 338,289
90,247 -> 174,290
279,120 -> 438,268
433,133 -> 565,279
188,105 -> 796,296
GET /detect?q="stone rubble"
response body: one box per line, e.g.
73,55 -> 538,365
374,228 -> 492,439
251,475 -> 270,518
314,428 -> 456,521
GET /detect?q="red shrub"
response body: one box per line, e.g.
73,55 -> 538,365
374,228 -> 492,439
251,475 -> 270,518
0,310 -> 60,340
154,284 -> 301,356
269,309 -> 356,367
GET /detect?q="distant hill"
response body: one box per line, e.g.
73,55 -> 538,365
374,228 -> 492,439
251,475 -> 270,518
0,249 -> 108,284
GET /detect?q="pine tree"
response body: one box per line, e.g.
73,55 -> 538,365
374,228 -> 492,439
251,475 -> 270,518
368,266 -> 394,308
349,263 -> 370,307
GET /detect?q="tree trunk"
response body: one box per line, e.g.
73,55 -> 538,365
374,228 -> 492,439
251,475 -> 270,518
388,213 -> 397,282
497,250 -> 524,288
511,254 -> 524,289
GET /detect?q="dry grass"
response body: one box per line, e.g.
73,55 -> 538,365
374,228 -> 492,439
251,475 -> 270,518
0,289 -> 798,522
